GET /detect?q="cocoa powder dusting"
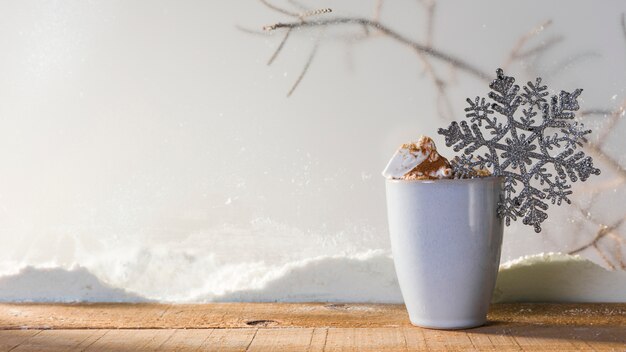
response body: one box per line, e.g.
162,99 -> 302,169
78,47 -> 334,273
403,154 -> 452,180
400,136 -> 452,180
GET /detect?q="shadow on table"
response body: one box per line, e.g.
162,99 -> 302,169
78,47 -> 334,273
467,320 -> 626,345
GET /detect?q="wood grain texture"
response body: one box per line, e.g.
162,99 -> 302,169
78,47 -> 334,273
0,330 -> 41,351
308,328 -> 329,352
247,328 -> 314,351
0,303 -> 624,351
154,329 -> 213,351
0,327 -> 624,351
1,303 -> 625,329
11,329 -> 107,352
324,327 -> 408,351
202,329 -> 257,352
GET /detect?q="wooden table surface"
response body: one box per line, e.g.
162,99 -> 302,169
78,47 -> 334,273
0,303 -> 624,351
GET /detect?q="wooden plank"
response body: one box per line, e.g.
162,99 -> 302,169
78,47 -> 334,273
84,329 -> 172,352
0,303 -> 170,330
401,327 -> 428,351
140,329 -> 176,351
584,326 -> 626,351
0,326 -> 624,351
507,325 -> 588,351
0,330 -> 41,352
159,303 -> 409,329
506,325 -> 626,352
324,328 -> 407,351
467,323 -> 527,351
420,328 -> 477,351
201,328 -> 257,352
156,329 -> 214,351
246,328 -> 314,351
308,328 -> 329,352
466,329 -> 521,351
0,303 -> 624,330
10,329 -> 107,352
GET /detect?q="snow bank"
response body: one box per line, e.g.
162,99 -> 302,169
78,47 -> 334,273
493,252 -> 626,303
0,252 -> 624,303
0,266 -> 148,302
209,250 -> 402,302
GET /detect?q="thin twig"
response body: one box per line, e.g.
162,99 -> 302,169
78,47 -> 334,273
580,109 -> 613,117
374,0 -> 384,22
569,192 -> 599,246
503,20 -> 553,69
417,0 -> 436,47
515,36 -> 564,59
609,232 -> 626,269
595,99 -> 626,149
267,28 -> 292,65
594,243 -> 617,270
287,34 -> 321,97
412,0 -> 452,119
612,235 -> 626,269
585,143 -> 626,178
236,25 -> 272,36
569,218 -> 625,255
547,51 -> 602,77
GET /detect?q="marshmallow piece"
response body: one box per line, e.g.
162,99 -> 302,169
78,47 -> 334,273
381,144 -> 429,179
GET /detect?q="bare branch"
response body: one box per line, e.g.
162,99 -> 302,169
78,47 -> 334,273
580,109 -> 613,117
594,242 -> 617,270
418,0 -> 436,47
267,28 -> 292,65
236,25 -> 272,36
503,20 -> 553,69
596,99 -> 626,149
547,51 -> 602,76
586,141 -> 626,179
612,234 -> 626,269
287,35 -> 321,97
569,218 -> 625,255
264,17 -> 491,81
411,0 -> 451,119
374,0 -> 384,21
515,36 -> 564,59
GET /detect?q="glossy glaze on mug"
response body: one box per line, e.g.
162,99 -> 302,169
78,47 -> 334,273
385,177 -> 504,329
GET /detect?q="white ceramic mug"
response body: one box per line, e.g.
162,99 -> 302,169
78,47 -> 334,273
385,177 -> 504,329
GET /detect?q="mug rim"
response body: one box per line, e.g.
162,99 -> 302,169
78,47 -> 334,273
385,175 -> 504,184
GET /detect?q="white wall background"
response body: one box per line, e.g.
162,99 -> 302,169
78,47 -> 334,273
0,0 -> 624,302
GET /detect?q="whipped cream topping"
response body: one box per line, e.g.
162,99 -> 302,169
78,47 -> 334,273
382,136 -> 453,180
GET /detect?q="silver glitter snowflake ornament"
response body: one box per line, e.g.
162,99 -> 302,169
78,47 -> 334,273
438,68 -> 601,233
